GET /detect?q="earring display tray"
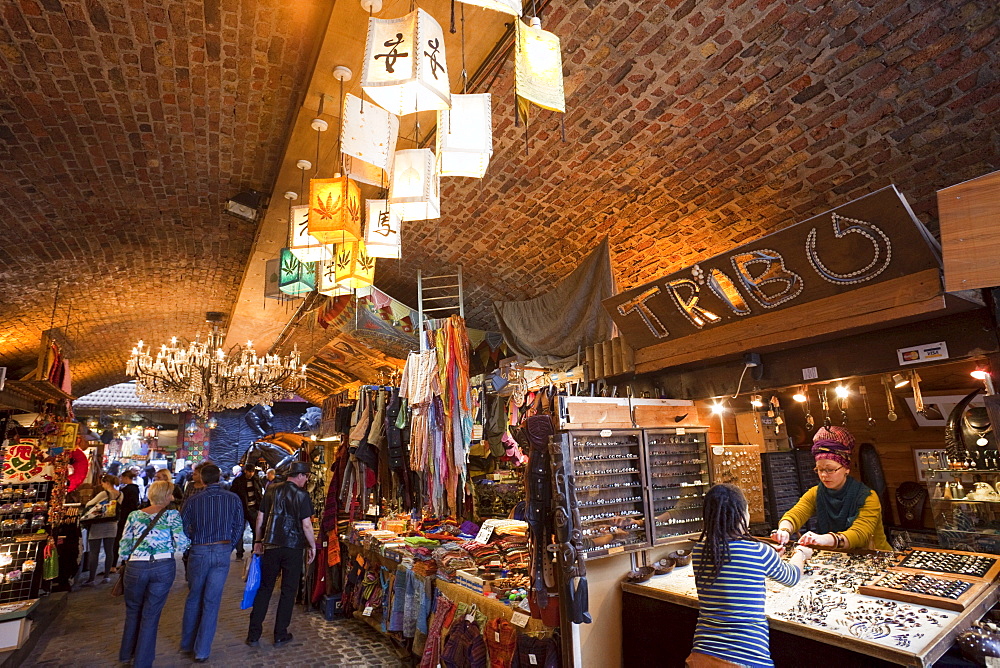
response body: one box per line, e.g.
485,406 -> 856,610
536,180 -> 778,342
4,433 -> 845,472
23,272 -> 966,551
892,547 -> 1000,582
709,444 -> 765,524
858,571 -> 989,612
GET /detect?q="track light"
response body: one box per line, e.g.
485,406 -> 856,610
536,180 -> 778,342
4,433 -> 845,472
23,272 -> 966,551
892,373 -> 910,388
972,368 -> 989,380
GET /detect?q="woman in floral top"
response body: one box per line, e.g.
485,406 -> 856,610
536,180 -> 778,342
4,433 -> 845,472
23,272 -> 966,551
118,480 -> 191,668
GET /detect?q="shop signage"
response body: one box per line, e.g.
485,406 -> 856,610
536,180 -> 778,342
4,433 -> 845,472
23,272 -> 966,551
604,186 -> 942,351
897,341 -> 950,366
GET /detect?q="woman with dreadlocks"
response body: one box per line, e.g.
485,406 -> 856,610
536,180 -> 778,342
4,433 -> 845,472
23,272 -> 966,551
686,484 -> 812,668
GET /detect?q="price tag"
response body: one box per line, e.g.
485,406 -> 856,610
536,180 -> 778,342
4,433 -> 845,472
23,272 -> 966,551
363,605 -> 374,617
608,546 -> 625,555
529,654 -> 538,665
475,524 -> 495,544
466,613 -> 475,623
599,429 -> 613,438
510,611 -> 530,627
495,632 -> 501,643
676,427 -> 686,435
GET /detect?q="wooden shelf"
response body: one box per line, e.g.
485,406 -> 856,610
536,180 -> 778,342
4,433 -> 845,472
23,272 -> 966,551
0,380 -> 74,412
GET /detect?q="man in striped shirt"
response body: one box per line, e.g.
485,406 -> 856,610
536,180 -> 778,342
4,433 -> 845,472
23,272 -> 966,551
179,463 -> 245,663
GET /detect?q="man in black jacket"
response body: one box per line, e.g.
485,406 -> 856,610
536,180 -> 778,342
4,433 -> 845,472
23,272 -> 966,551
230,463 -> 263,560
245,461 -> 316,648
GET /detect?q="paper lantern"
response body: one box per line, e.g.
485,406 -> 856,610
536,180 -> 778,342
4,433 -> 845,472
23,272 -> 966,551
308,176 -> 362,244
333,241 -> 376,290
278,248 -> 316,296
264,258 -> 283,300
364,199 -> 402,259
288,204 -> 332,262
361,8 -> 450,116
341,93 -> 399,187
437,93 -> 493,178
389,149 -> 440,221
317,257 -> 355,296
460,0 -> 521,16
514,18 -> 565,122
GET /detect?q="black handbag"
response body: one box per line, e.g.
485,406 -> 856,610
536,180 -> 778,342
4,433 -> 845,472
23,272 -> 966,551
111,507 -> 167,598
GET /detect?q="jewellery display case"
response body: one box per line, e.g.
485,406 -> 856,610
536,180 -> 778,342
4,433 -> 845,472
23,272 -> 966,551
923,458 -> 1000,555
564,429 -> 651,559
646,428 -> 711,545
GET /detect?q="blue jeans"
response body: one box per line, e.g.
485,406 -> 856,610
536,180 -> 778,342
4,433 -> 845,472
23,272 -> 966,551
181,543 -> 233,659
119,558 -> 176,667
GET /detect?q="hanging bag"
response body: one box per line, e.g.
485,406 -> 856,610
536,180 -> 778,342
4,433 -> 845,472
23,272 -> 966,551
241,554 -> 262,609
111,507 -> 167,598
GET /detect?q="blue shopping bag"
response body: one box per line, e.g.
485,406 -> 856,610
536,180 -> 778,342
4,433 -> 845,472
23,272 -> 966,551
241,554 -> 261,610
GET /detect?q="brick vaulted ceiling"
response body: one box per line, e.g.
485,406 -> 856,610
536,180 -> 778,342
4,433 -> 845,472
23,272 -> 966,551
2,0 -> 999,399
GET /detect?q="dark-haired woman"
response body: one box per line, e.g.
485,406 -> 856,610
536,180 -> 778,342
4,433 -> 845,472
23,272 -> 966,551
687,484 -> 812,668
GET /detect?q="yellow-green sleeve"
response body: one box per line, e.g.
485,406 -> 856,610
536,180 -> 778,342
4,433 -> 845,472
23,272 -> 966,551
842,490 -> 892,551
779,486 -> 818,533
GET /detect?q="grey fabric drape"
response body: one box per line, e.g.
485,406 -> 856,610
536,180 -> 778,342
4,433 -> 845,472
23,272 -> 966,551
493,238 -> 616,368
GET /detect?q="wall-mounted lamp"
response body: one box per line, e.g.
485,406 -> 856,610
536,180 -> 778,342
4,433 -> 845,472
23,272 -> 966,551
224,190 -> 264,222
892,373 -> 910,388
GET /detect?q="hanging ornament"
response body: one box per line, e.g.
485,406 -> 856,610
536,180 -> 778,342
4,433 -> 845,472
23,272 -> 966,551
317,257 -> 355,297
264,257 -> 283,300
389,148 -> 440,221
437,93 -> 493,178
459,0 -> 521,16
333,240 -> 376,290
882,374 -> 899,422
514,16 -> 565,124
340,93 -> 399,186
278,248 -> 316,296
364,199 -> 402,259
820,386 -> 832,428
361,8 -> 451,116
308,175 -> 363,244
859,384 -> 876,430
288,159 -> 332,262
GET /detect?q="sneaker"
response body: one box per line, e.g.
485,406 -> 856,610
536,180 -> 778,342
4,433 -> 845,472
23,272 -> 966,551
273,633 -> 293,648
245,639 -> 260,648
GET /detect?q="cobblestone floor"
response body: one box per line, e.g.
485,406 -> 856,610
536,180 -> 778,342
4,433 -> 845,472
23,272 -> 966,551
24,553 -> 405,667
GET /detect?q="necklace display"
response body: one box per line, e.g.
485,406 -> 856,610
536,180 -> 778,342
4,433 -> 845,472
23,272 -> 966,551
963,413 -> 993,447
896,488 -> 925,521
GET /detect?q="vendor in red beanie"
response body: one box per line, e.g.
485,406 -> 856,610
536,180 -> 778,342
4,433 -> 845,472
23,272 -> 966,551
771,426 -> 891,551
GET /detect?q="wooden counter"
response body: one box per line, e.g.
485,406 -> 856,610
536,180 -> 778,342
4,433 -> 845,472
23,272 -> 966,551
621,563 -> 998,667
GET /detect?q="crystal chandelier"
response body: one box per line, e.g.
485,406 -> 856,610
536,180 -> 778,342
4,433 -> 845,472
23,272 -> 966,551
125,313 -> 306,417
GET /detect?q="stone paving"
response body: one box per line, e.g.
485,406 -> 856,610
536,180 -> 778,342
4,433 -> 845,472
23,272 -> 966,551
24,553 -> 405,668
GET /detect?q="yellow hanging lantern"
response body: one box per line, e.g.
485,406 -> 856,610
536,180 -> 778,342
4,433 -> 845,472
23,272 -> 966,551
333,240 -> 376,290
514,17 -> 565,124
364,199 -> 402,259
317,257 -> 356,296
308,176 -> 362,244
289,204 -> 332,262
389,149 -> 440,222
361,8 -> 451,116
437,93 -> 493,178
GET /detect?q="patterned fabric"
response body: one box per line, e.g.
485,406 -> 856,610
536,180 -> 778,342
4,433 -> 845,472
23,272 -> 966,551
811,425 -> 856,468
441,618 -> 487,668
484,618 -> 516,668
181,484 -> 245,548
691,540 -> 799,668
119,509 -> 191,559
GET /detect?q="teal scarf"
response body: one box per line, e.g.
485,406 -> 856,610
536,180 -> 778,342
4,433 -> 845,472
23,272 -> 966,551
815,475 -> 870,535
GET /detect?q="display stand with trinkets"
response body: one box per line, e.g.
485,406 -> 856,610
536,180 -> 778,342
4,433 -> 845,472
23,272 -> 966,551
645,428 -> 711,544
708,444 -> 765,524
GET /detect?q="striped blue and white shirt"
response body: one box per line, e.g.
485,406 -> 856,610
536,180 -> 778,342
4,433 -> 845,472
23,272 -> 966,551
691,539 -> 800,668
180,484 -> 245,549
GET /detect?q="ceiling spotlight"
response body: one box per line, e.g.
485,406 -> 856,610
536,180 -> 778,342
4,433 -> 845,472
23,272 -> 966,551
224,190 -> 264,222
892,373 -> 910,388
710,402 -> 726,415
749,394 -> 764,408
792,388 -> 808,403
971,368 -> 990,380
834,385 -> 849,399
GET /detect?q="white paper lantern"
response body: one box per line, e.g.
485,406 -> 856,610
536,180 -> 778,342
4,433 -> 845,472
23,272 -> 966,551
389,149 -> 440,221
361,8 -> 451,116
341,93 -> 399,187
288,204 -> 333,262
364,199 -> 402,259
437,93 -> 493,178
460,0 -> 521,16
515,17 -> 565,121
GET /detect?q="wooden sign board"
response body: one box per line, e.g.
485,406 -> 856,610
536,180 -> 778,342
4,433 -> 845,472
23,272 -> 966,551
938,169 -> 1000,292
604,186 -> 942,352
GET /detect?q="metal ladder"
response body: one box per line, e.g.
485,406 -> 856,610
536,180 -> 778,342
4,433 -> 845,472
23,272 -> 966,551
416,265 -> 464,351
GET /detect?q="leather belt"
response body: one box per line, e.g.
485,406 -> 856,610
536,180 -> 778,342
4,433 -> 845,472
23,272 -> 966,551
130,553 -> 173,561
195,540 -> 230,546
